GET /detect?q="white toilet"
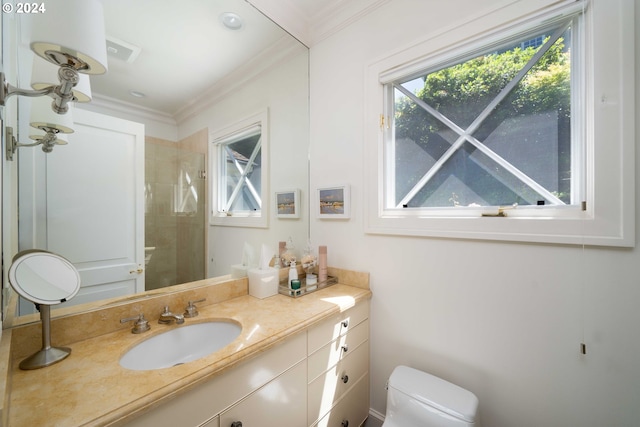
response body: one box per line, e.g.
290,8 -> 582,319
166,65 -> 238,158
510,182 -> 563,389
382,365 -> 479,427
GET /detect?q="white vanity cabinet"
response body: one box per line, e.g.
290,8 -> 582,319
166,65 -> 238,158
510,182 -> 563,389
123,299 -> 370,427
307,301 -> 370,427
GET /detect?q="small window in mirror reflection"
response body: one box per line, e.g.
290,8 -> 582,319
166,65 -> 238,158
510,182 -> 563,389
219,126 -> 262,212
210,110 -> 269,228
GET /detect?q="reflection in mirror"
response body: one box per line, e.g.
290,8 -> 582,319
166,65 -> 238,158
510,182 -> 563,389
3,0 -> 309,325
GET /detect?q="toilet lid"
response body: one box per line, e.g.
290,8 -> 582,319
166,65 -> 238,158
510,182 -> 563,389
389,366 -> 478,423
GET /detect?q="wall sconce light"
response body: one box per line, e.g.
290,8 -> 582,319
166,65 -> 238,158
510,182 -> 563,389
0,0 -> 107,113
5,97 -> 74,160
4,125 -> 72,160
31,59 -> 92,103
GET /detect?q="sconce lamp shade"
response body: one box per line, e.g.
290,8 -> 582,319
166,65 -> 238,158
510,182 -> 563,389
29,96 -> 74,135
30,0 -> 108,75
31,59 -> 92,102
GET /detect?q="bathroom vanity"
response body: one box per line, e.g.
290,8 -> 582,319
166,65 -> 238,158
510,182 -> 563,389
0,267 -> 371,427
126,294 -> 369,427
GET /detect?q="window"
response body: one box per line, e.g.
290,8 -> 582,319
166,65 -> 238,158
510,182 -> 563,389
210,110 -> 269,228
365,0 -> 635,246
387,18 -> 577,210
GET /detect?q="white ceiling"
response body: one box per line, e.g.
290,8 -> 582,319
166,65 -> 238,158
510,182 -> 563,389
90,0 -> 388,122
93,0 -> 290,119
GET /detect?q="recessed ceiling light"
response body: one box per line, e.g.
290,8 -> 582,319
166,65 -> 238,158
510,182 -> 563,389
220,12 -> 243,31
129,90 -> 146,98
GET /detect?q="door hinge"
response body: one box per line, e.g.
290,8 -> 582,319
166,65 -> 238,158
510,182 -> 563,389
379,114 -> 390,130
198,170 -> 206,179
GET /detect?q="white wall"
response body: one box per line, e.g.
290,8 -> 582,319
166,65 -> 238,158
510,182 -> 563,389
179,46 -> 310,277
309,0 -> 640,426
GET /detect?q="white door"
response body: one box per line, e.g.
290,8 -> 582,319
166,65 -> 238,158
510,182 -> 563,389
18,108 -> 145,312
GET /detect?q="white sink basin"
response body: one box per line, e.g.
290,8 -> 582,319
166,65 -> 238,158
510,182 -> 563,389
120,321 -> 242,371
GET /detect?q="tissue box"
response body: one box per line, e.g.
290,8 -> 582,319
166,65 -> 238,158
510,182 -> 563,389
248,268 -> 278,299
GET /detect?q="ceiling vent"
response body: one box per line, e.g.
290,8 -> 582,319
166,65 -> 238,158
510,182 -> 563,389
106,36 -> 141,63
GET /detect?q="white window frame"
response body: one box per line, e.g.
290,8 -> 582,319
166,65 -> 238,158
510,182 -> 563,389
364,0 -> 635,247
210,110 -> 269,228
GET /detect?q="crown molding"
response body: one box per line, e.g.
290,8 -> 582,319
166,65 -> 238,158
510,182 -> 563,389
308,0 -> 391,45
88,94 -> 177,127
248,0 -> 390,47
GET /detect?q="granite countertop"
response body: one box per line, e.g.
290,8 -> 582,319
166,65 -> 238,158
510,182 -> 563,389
2,269 -> 370,427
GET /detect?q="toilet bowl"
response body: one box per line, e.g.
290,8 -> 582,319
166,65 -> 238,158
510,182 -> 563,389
382,365 -> 479,427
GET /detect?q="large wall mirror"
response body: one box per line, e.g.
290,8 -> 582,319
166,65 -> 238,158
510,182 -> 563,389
1,0 -> 309,324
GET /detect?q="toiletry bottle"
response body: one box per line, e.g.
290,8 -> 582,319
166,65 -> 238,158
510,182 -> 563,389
289,259 -> 298,284
289,260 -> 300,295
318,246 -> 327,282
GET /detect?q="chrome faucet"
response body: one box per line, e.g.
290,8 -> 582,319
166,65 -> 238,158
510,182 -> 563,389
158,305 -> 185,325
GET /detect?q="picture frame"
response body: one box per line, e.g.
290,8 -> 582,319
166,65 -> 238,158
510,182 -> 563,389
317,184 -> 350,219
275,189 -> 300,218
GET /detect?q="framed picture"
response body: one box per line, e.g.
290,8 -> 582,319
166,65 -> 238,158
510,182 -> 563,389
275,189 -> 300,218
317,185 -> 350,219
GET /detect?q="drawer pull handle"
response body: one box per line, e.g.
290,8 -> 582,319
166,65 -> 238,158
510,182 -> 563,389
342,420 -> 349,427
342,320 -> 349,328
231,422 -> 243,427
341,344 -> 349,353
341,373 -> 349,383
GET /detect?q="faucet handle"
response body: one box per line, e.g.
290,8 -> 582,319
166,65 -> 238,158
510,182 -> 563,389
184,298 -> 206,318
120,313 -> 151,334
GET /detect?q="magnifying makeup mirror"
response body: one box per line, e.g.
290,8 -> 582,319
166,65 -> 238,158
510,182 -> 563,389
8,250 -> 81,369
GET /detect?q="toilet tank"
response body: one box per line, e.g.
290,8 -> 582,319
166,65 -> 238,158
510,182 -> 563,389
385,366 -> 478,427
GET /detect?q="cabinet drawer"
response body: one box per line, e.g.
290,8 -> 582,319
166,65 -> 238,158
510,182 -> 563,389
312,373 -> 370,427
308,301 -> 369,355
220,361 -> 307,427
308,340 -> 369,425
308,319 -> 369,382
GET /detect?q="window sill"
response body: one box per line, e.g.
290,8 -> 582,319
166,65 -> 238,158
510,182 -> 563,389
365,211 -> 633,247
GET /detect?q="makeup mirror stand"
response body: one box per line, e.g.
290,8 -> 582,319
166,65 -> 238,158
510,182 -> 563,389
19,303 -> 72,370
8,250 -> 81,370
